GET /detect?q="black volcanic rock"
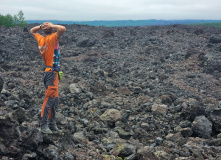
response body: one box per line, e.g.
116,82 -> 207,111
192,115 -> 212,139
210,108 -> 221,132
203,52 -> 221,73
0,76 -> 3,92
209,36 -> 221,44
76,37 -> 96,47
0,24 -> 221,159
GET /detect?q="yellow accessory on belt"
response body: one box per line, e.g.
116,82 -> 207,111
58,71 -> 63,80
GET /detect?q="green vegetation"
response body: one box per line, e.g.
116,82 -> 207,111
193,22 -> 221,28
0,10 -> 28,28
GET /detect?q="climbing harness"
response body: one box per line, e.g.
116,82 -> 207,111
46,66 -> 63,80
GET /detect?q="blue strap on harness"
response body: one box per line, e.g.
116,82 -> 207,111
46,66 -> 59,74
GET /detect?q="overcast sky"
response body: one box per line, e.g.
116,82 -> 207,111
0,0 -> 220,21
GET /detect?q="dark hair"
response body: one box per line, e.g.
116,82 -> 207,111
43,28 -> 53,35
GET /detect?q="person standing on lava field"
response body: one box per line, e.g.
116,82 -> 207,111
30,22 -> 66,134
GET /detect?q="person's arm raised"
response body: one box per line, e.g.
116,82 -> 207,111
55,24 -> 66,39
30,25 -> 41,37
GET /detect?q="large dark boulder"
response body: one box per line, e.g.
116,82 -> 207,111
181,101 -> 205,121
76,37 -> 96,47
210,108 -> 221,132
0,76 -> 3,92
203,52 -> 221,73
209,37 -> 221,44
192,115 -> 212,139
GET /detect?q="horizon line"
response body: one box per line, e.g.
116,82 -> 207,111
26,19 -> 221,21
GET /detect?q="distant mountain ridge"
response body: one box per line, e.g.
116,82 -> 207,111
27,19 -> 221,27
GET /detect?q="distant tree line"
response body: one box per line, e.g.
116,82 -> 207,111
0,10 -> 27,28
196,23 -> 221,28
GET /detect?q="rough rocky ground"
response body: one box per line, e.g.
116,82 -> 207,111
1,23 -> 221,159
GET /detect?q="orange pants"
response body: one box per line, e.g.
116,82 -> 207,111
40,71 -> 59,128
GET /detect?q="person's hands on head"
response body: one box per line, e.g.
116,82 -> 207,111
42,22 -> 53,30
42,22 -> 54,35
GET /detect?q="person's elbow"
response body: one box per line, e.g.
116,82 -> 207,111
30,29 -> 34,36
58,26 -> 66,35
61,26 -> 66,32
30,28 -> 35,34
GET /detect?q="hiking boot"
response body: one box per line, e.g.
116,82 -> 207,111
50,126 -> 62,133
41,127 -> 53,134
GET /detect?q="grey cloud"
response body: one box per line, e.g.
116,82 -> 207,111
0,0 -> 220,20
